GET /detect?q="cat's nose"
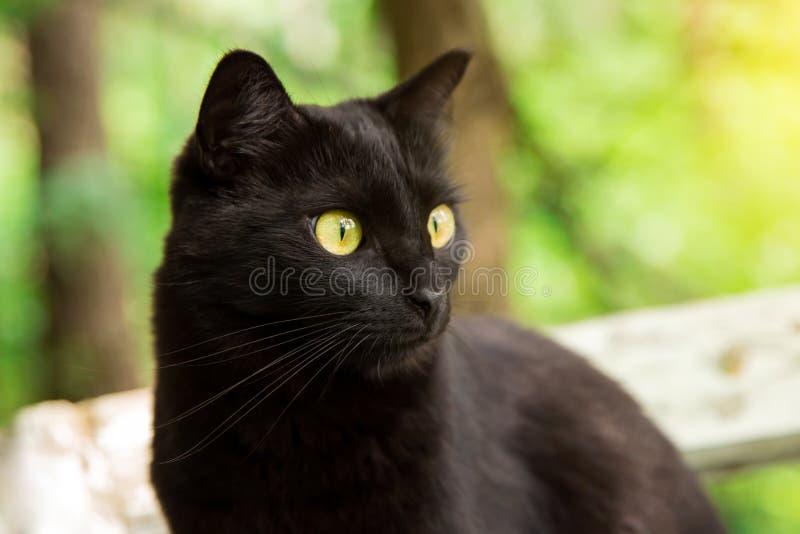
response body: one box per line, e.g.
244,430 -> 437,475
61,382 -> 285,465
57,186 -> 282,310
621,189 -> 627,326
407,288 -> 443,319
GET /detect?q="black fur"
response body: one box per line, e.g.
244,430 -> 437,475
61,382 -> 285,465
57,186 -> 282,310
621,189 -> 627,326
151,49 -> 727,533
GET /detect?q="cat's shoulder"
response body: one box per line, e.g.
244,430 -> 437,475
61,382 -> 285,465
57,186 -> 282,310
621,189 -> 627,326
449,315 -> 604,378
445,318 -> 726,534
447,314 -> 643,419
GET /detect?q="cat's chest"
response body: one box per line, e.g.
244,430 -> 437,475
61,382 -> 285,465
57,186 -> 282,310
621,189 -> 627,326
226,418 -> 541,534
244,421 -> 437,497
227,440 -> 454,533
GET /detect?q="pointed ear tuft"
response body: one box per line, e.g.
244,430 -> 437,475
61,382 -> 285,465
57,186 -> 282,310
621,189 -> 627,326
195,50 -> 301,179
375,48 -> 472,123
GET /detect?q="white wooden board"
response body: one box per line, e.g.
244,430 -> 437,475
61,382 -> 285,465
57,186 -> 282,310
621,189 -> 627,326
552,286 -> 800,457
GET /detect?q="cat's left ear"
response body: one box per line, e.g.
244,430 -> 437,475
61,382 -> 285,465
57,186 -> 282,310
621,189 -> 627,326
195,50 -> 303,179
374,48 -> 472,124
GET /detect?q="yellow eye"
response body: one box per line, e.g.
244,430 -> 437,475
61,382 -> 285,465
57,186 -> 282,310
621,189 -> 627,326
314,209 -> 363,255
427,204 -> 455,248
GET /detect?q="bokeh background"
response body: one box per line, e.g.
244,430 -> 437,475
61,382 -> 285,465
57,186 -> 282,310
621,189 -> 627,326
1,0 -> 799,532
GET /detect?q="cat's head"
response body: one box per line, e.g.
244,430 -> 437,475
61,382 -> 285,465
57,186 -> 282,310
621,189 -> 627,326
162,49 -> 471,375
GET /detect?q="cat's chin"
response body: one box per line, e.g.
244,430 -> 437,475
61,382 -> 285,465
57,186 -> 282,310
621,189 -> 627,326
363,336 -> 440,381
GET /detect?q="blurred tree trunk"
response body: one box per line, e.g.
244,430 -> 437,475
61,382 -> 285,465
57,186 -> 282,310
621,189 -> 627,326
28,0 -> 137,400
380,0 -> 512,314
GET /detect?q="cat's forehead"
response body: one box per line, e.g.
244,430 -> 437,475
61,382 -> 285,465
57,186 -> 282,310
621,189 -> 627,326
301,101 -> 401,163
299,101 -> 452,199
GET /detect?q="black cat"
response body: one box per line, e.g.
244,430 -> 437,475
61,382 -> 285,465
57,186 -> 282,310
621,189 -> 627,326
151,49 -> 727,534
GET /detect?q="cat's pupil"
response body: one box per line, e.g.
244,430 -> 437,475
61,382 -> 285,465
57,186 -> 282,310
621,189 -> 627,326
432,217 -> 439,233
339,221 -> 346,241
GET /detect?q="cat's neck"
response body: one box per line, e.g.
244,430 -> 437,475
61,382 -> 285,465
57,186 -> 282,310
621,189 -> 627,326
155,309 -> 450,440
239,341 -> 447,435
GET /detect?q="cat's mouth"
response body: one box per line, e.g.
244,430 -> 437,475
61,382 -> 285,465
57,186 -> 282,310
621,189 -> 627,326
375,312 -> 450,357
391,335 -> 432,353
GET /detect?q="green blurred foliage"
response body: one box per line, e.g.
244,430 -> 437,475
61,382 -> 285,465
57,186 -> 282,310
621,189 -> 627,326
711,465 -> 800,534
489,0 -> 800,323
0,0 -> 797,532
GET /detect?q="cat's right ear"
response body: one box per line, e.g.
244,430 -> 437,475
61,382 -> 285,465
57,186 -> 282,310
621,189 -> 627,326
195,50 -> 302,180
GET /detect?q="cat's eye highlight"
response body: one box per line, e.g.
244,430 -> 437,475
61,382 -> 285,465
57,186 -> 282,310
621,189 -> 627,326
428,204 -> 455,248
314,210 -> 363,255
